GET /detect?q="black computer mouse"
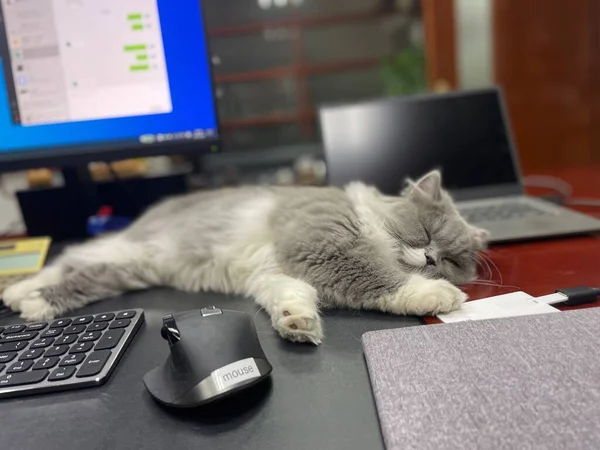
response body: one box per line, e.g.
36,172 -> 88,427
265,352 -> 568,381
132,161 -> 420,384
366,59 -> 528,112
143,307 -> 273,408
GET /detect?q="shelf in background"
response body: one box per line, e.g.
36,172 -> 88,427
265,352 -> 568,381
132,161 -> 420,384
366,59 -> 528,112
214,57 -> 381,83
207,8 -> 398,37
221,110 -> 316,129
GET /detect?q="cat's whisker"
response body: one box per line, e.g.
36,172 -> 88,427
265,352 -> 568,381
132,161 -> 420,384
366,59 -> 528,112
475,253 -> 493,282
468,280 -> 521,291
477,252 -> 493,279
481,252 -> 503,287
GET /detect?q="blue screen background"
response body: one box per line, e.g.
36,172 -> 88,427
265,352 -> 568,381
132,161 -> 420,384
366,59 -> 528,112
0,0 -> 217,153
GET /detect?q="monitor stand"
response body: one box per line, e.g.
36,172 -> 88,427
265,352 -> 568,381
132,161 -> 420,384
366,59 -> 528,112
62,164 -> 100,229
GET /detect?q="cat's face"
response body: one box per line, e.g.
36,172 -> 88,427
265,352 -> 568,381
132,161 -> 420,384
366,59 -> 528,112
386,170 -> 488,285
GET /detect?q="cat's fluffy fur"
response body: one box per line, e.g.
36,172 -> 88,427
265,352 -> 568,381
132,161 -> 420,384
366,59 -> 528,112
4,170 -> 487,344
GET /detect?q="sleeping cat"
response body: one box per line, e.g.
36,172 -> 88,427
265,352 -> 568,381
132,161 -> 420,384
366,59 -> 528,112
3,170 -> 487,344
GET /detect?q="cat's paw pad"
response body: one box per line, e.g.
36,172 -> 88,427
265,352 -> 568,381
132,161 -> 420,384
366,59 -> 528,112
399,277 -> 467,316
2,279 -> 35,311
19,291 -> 60,322
276,306 -> 323,345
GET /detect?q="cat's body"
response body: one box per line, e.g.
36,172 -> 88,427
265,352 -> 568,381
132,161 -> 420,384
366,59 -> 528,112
3,171 -> 487,344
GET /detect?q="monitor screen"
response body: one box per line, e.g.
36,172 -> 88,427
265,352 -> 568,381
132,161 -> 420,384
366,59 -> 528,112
321,89 -> 521,197
0,0 -> 218,168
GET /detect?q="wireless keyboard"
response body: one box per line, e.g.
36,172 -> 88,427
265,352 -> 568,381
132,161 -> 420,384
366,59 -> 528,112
0,308 -> 144,399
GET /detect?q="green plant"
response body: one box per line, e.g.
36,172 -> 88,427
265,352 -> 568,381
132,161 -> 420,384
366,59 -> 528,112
380,43 -> 427,96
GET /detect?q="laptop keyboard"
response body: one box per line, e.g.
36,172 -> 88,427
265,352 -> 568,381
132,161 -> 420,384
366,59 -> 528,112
459,201 -> 552,224
0,309 -> 144,399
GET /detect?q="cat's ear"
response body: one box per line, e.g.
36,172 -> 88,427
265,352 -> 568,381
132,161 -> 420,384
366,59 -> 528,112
471,226 -> 490,249
405,170 -> 443,202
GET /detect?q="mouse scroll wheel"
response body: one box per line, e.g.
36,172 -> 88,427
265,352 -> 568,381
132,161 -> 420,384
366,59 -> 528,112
161,314 -> 181,345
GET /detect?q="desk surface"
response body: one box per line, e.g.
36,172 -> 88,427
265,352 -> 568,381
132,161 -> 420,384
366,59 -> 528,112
2,166 -> 600,449
0,264 -> 419,450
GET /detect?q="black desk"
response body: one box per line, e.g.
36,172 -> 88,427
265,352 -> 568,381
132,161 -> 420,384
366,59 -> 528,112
0,251 -> 421,449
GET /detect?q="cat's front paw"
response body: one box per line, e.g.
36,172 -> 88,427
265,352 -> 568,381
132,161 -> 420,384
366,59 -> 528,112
2,278 -> 35,312
391,275 -> 467,316
18,290 -> 60,322
275,303 -> 323,345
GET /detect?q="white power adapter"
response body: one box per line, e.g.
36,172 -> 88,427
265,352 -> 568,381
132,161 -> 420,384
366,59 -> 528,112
437,286 -> 600,324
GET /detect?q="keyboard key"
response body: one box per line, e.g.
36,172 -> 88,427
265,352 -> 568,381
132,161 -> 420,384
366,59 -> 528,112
0,341 -> 28,353
0,331 -> 38,343
460,202 -> 551,224
40,328 -> 62,338
72,316 -> 93,325
54,335 -> 77,346
0,364 -> 4,373
86,322 -> 108,332
3,325 -> 25,334
116,311 -> 136,320
63,325 -> 86,335
109,319 -> 130,329
70,342 -> 93,354
48,366 -> 76,382
44,345 -> 69,357
0,370 -> 49,387
0,352 -> 17,363
76,350 -> 111,378
94,313 -> 114,322
8,360 -> 33,373
60,354 -> 85,366
50,319 -> 71,328
31,338 -> 54,349
32,357 -> 59,370
26,322 -> 47,331
78,332 -> 101,343
19,348 -> 44,360
94,329 -> 124,350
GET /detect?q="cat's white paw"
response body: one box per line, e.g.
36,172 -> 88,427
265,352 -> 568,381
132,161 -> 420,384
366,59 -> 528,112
3,267 -> 63,312
275,303 -> 323,345
19,291 -> 60,322
391,276 -> 467,316
2,278 -> 36,311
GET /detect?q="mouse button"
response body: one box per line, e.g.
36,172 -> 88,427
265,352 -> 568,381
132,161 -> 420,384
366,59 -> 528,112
160,314 -> 180,346
200,306 -> 222,317
172,309 -> 203,325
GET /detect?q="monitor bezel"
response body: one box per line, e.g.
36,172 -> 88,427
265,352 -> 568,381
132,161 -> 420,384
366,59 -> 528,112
0,0 -> 221,173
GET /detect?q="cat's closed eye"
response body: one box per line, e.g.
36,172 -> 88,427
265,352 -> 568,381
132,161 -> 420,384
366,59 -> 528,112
443,257 -> 460,268
424,228 -> 432,244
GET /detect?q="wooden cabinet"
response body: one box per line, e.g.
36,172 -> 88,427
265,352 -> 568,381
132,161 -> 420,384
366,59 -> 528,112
494,0 -> 600,172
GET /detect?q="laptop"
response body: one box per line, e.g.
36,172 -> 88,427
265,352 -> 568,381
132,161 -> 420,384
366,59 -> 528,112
319,87 -> 600,243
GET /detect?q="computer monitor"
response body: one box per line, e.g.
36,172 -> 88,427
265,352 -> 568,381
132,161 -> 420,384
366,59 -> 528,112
320,88 -> 522,200
0,0 -> 219,171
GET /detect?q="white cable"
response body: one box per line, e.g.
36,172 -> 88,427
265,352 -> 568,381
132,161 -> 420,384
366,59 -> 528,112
522,175 -> 573,199
523,174 -> 600,208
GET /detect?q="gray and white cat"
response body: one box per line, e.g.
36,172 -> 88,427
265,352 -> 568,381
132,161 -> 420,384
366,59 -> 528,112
3,170 -> 488,344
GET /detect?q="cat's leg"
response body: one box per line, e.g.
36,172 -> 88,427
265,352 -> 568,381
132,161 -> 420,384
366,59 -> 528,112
285,242 -> 466,317
18,263 -> 151,322
4,235 -> 154,321
247,273 -> 323,344
361,274 -> 466,316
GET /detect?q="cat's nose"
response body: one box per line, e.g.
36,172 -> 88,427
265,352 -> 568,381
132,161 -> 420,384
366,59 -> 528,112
425,254 -> 436,266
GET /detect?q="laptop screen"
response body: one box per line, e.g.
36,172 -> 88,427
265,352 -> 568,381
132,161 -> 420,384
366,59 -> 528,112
320,89 -> 521,196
